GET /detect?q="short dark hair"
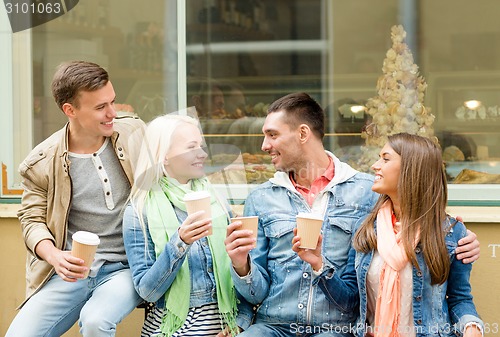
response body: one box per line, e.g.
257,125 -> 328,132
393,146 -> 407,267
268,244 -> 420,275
267,92 -> 325,139
51,61 -> 109,110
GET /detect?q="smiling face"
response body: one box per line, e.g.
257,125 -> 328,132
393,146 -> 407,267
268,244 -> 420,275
261,110 -> 303,172
64,81 -> 117,140
371,142 -> 402,202
164,122 -> 208,184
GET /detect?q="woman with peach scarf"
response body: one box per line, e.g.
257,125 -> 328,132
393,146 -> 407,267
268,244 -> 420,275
350,133 -> 483,337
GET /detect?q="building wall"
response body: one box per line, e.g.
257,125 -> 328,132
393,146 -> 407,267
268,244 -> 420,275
1,205 -> 499,335
465,222 -> 500,332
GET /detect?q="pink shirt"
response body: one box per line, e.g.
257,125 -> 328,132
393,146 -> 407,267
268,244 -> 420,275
290,157 -> 335,206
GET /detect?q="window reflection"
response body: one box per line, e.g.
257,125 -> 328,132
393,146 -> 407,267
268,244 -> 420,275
16,0 -> 500,199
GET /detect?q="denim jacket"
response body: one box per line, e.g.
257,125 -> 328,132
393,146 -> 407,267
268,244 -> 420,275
123,204 -> 218,309
354,217 -> 484,337
123,202 -> 255,328
231,152 -> 378,330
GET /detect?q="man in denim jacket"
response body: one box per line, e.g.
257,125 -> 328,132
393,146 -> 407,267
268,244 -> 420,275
224,92 -> 480,336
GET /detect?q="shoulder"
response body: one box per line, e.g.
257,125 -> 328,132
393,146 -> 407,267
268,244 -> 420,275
444,216 -> 468,242
248,180 -> 274,192
333,172 -> 378,205
351,171 -> 375,184
114,116 -> 146,136
19,127 -> 66,174
123,202 -> 148,229
244,181 -> 285,208
123,202 -> 136,217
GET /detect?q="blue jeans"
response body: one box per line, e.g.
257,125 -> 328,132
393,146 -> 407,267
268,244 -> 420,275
6,262 -> 142,337
238,323 -> 355,337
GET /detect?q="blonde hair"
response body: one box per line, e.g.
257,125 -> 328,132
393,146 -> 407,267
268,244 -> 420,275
353,133 -> 450,284
129,114 -> 200,231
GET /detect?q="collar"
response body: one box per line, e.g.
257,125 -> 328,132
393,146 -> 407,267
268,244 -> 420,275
289,156 -> 334,189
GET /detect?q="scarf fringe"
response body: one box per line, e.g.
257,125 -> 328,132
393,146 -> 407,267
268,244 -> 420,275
221,308 -> 239,336
161,308 -> 185,337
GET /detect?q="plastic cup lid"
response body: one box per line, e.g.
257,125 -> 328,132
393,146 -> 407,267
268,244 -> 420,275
72,231 -> 100,245
183,191 -> 211,201
296,212 -> 323,220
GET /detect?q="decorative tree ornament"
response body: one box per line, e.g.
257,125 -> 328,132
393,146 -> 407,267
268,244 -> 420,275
358,25 -> 436,172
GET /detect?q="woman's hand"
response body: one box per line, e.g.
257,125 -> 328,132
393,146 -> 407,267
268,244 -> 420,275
178,210 -> 212,244
291,227 -> 323,272
215,326 -> 243,337
464,324 -> 483,337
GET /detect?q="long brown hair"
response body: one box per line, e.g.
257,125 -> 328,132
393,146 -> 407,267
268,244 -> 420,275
353,133 -> 450,284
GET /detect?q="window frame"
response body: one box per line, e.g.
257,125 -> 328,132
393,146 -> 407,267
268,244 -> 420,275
0,5 -> 32,198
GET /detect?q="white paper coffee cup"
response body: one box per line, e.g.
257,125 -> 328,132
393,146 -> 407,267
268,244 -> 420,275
71,231 -> 100,278
296,212 -> 323,249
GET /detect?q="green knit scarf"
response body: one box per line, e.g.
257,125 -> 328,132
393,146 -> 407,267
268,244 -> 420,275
146,176 -> 238,337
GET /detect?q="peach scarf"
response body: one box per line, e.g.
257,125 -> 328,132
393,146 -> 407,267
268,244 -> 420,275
374,201 -> 408,337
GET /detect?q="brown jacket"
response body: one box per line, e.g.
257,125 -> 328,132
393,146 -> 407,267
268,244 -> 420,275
17,116 -> 145,307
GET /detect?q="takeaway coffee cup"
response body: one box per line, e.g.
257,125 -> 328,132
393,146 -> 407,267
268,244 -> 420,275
184,191 -> 212,234
231,216 -> 259,239
296,212 -> 323,249
71,231 -> 100,278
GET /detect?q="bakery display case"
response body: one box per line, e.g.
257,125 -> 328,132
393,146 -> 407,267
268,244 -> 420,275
424,71 -> 500,204
3,0 -> 500,205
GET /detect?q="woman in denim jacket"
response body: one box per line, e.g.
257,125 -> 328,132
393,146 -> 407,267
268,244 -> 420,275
123,114 -> 240,337
351,133 -> 483,337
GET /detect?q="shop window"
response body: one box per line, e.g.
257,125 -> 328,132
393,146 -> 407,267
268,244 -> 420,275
0,6 -> 32,198
1,0 -> 499,205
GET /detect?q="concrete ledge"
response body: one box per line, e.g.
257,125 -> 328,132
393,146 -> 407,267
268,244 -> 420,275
2,204 -> 498,223
0,204 -> 20,218
446,206 -> 500,223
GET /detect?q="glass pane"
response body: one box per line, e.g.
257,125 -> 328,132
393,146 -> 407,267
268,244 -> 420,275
185,1 -> 438,203
3,0 -> 499,203
420,0 -> 500,202
30,0 -> 177,147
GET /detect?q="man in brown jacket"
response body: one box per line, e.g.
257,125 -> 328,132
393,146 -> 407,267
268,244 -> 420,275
6,61 -> 145,337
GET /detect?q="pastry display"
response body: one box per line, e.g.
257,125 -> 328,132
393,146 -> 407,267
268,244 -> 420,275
455,104 -> 499,121
207,152 -> 276,185
453,169 -> 500,184
442,145 -> 465,162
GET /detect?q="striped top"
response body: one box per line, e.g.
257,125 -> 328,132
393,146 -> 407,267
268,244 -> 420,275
141,302 -> 223,337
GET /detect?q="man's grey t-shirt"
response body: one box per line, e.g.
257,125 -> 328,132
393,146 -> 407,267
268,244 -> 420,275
66,138 -> 130,277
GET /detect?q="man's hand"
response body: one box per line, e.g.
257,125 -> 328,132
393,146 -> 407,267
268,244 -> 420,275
36,239 -> 87,282
225,220 -> 256,277
291,228 -> 322,271
456,229 -> 480,264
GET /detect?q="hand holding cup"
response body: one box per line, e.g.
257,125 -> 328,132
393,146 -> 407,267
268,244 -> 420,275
225,216 -> 259,276
230,216 -> 258,239
179,210 -> 213,244
184,191 -> 212,234
71,231 -> 100,279
295,212 -> 323,249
